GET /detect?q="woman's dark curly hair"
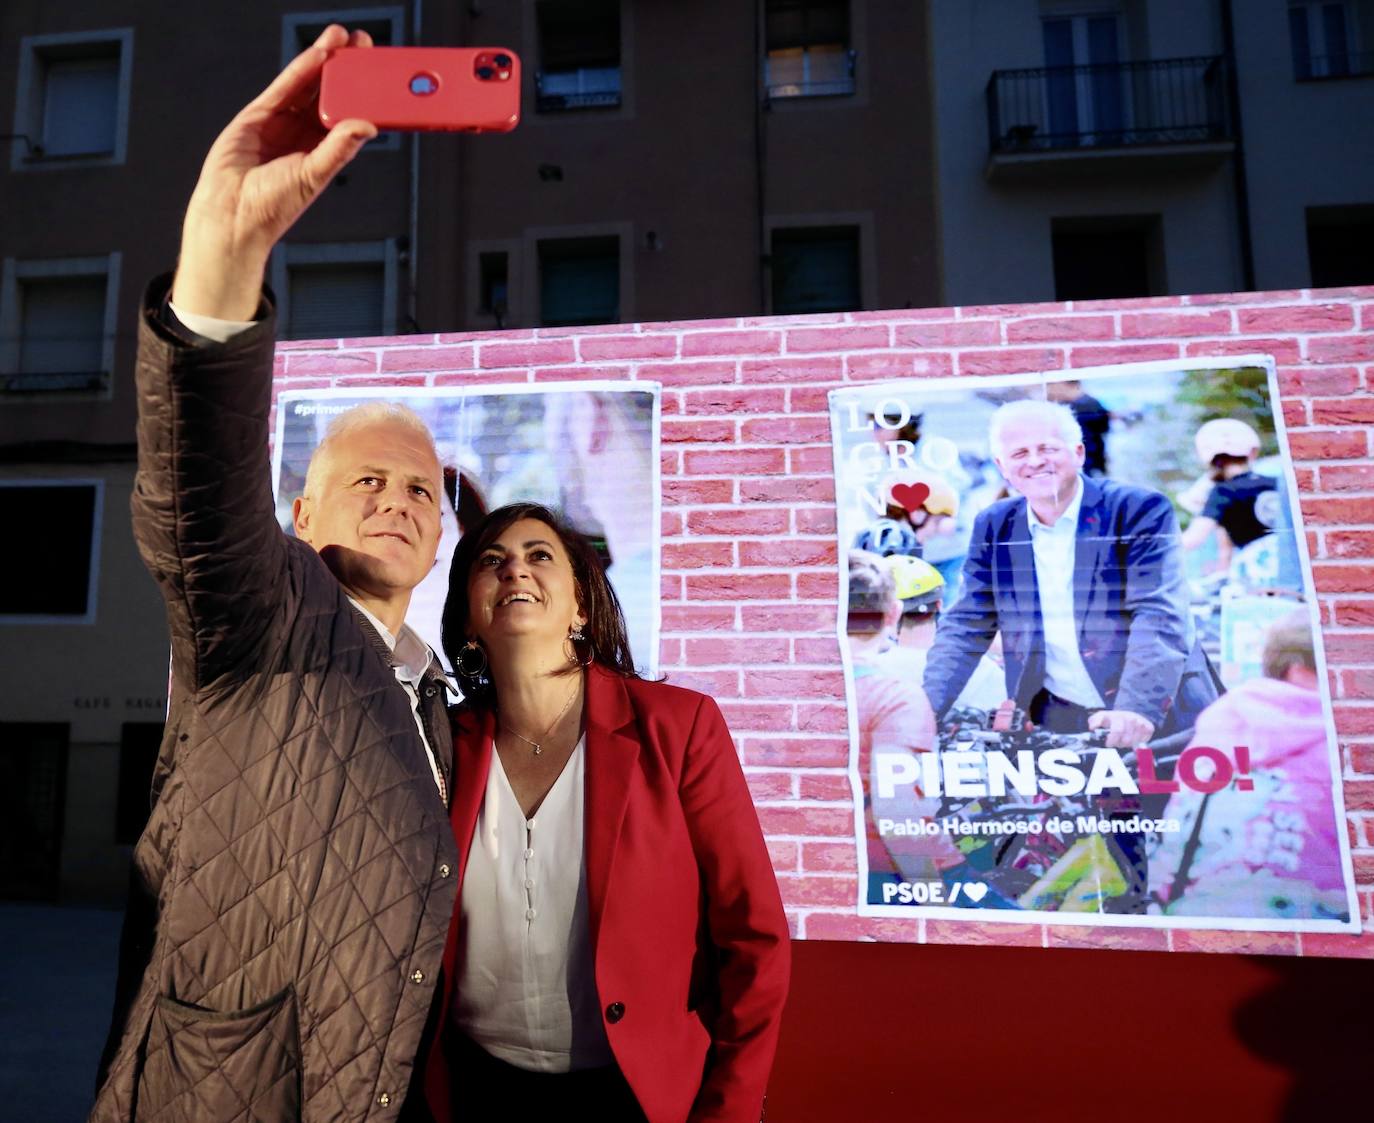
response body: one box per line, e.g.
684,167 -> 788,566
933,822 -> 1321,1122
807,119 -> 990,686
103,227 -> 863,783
441,502 -> 639,707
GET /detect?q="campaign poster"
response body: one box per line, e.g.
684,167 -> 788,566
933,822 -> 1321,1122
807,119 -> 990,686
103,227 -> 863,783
831,358 -> 1360,932
272,383 -> 660,677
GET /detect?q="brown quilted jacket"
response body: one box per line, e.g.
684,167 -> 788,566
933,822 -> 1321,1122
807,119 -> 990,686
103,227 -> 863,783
91,281 -> 459,1122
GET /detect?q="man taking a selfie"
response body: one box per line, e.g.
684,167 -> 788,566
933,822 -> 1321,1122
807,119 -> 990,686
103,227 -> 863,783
92,27 -> 460,1122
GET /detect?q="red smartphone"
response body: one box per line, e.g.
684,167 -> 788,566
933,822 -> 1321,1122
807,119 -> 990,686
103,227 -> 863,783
318,47 -> 520,133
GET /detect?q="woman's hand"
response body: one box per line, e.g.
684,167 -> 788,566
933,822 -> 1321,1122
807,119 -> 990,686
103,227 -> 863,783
171,24 -> 379,321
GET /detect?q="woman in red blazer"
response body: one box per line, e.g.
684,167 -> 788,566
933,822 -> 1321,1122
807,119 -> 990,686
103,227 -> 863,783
423,502 -> 789,1123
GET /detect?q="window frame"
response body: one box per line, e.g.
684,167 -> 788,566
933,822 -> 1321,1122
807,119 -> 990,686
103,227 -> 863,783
533,0 -> 623,113
281,8 -> 406,149
467,239 -> 522,329
270,241 -> 399,341
10,29 -> 134,171
0,478 -> 104,625
764,213 -> 873,315
0,254 -> 122,400
1289,0 -> 1373,80
523,0 -> 635,122
522,222 -> 633,328
763,0 -> 857,101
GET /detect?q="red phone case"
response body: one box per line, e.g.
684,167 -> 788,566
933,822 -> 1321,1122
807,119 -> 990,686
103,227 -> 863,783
318,47 -> 521,133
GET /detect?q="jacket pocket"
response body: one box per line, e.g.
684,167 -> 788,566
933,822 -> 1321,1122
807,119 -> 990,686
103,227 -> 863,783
135,985 -> 301,1123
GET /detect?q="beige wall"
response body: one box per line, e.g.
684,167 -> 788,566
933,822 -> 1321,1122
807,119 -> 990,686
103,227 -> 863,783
929,0 -> 1244,306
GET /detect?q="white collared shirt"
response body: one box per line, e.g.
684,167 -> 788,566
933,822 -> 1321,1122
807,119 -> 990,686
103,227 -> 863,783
453,735 -> 613,1072
1026,478 -> 1105,709
348,597 -> 448,803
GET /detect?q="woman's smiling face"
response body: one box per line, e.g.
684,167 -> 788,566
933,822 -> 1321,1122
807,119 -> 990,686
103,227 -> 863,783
466,517 -> 586,652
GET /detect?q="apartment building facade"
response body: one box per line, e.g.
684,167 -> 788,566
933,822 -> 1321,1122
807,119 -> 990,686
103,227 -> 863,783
0,0 -> 939,904
929,0 -> 1374,304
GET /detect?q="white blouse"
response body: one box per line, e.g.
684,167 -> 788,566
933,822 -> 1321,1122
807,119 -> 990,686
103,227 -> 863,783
453,734 -> 614,1072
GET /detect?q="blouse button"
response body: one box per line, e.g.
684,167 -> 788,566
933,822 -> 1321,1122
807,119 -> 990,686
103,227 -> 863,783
524,878 -> 535,890
526,818 -> 536,830
523,848 -> 534,860
525,907 -> 537,920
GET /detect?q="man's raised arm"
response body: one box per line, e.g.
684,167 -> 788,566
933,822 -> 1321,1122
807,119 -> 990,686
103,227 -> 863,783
171,25 -> 376,320
132,26 -> 377,690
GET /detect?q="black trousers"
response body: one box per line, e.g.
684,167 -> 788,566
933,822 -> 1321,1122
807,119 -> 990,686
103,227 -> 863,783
437,1032 -> 648,1122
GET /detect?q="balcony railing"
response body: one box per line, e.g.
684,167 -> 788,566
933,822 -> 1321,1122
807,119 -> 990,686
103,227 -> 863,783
536,66 -> 622,111
765,47 -> 856,99
1,370 -> 108,393
1294,50 -> 1374,80
987,55 -> 1231,156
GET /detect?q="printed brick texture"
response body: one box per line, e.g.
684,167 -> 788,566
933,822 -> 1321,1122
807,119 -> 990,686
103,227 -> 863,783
273,287 -> 1374,957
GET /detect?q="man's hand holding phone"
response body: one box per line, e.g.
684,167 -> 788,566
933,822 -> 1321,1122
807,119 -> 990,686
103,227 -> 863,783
172,25 -> 378,322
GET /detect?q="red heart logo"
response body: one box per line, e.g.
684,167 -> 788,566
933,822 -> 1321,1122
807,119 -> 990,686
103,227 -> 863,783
890,482 -> 930,513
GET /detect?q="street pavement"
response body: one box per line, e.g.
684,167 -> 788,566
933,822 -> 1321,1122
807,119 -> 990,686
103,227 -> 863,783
0,904 -> 122,1122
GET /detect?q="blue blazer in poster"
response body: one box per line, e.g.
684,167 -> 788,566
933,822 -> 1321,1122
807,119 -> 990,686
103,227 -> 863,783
830,359 -> 1360,934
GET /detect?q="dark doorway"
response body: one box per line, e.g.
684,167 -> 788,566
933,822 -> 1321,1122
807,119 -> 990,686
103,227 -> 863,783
1307,205 -> 1374,288
1052,215 -> 1163,301
0,723 -> 70,900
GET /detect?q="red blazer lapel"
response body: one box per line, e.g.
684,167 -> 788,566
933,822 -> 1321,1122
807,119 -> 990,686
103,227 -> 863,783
583,665 -> 642,950
449,707 -> 494,885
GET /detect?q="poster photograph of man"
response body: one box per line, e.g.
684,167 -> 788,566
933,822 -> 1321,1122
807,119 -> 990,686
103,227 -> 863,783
830,358 -> 1359,932
273,383 -> 660,678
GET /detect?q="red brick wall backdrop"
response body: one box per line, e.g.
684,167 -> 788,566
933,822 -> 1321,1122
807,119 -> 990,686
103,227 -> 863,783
272,286 -> 1374,958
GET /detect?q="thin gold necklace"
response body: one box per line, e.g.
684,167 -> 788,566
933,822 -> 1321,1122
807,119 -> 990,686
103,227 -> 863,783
500,681 -> 580,756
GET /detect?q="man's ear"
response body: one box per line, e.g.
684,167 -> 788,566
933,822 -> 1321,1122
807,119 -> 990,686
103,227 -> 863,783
292,495 -> 311,543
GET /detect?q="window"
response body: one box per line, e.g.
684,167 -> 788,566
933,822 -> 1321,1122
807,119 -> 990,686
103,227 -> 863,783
283,7 -> 401,58
765,0 -> 854,99
539,237 -> 619,326
1289,1 -> 1374,79
479,252 -> 510,325
1307,205 -> 1374,287
11,30 -> 133,169
0,481 -> 103,623
536,0 -> 622,111
771,226 -> 860,314
282,9 -> 404,148
116,723 -> 164,845
1051,215 -> 1163,301
273,242 -> 398,340
1,256 -> 120,395
1041,12 -> 1128,146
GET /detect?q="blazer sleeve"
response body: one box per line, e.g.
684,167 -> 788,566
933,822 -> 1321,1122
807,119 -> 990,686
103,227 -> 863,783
678,694 -> 791,1123
1112,489 -> 1193,727
923,507 -> 1000,720
131,277 -> 290,691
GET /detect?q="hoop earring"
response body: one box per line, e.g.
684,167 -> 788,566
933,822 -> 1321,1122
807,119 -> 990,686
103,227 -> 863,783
568,625 -> 593,668
456,640 -> 488,679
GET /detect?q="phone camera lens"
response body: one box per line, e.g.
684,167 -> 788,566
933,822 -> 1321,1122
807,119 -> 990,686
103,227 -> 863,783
476,65 -> 496,80
494,53 -> 513,68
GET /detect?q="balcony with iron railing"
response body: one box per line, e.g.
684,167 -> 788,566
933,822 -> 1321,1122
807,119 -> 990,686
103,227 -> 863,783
985,55 -> 1235,179
536,66 -> 622,112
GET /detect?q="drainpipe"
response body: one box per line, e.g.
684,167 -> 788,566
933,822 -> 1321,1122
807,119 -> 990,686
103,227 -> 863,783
408,0 -> 423,330
1221,0 -> 1256,291
754,2 -> 769,313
